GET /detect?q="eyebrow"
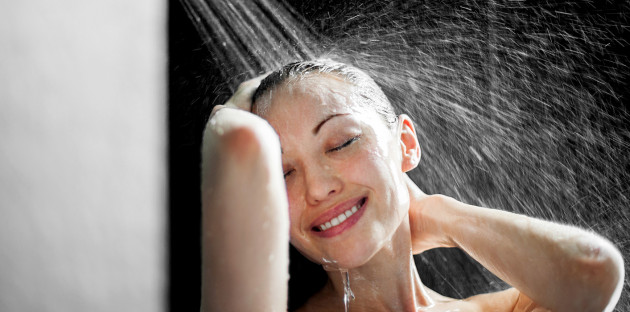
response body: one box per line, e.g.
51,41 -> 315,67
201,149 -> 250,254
281,113 -> 349,154
313,113 -> 348,135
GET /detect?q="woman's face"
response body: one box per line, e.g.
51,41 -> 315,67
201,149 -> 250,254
256,74 -> 418,269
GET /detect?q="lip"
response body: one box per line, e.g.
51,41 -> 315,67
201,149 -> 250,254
310,196 -> 367,238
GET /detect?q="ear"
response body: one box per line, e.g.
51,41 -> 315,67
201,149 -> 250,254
397,114 -> 421,172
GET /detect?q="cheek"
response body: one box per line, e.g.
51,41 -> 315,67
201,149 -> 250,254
360,143 -> 409,215
345,161 -> 379,187
353,147 -> 398,190
286,190 -> 303,230
286,184 -> 311,241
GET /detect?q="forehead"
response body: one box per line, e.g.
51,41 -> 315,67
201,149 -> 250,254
256,74 -> 362,122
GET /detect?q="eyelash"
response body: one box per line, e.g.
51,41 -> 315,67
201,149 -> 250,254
283,135 -> 361,179
328,135 -> 361,153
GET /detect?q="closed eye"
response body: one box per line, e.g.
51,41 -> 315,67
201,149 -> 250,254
328,135 -> 361,153
283,169 -> 294,179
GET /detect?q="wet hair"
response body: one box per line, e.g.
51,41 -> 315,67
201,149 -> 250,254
252,59 -> 398,127
252,60 -> 399,310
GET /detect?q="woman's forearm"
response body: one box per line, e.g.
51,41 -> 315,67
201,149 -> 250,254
200,108 -> 289,311
420,195 -> 624,312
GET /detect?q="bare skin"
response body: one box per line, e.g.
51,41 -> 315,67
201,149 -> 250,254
201,73 -> 624,312
201,76 -> 289,311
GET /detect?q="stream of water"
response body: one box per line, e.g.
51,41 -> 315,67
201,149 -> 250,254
340,269 -> 355,312
179,0 -> 630,310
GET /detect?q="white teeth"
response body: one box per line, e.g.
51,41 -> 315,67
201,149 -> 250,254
331,217 -> 339,226
317,200 -> 364,232
338,214 -> 347,223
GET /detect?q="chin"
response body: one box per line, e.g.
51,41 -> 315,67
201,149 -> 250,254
316,240 -> 382,270
292,211 -> 405,270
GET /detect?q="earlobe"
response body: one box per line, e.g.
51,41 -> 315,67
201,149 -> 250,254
398,114 -> 421,172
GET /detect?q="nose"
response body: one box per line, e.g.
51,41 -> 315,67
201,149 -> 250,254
303,162 -> 342,205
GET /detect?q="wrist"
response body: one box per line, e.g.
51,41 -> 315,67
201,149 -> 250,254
422,195 -> 459,248
410,194 -> 459,253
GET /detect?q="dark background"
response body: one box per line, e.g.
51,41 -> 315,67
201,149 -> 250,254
169,0 -> 629,311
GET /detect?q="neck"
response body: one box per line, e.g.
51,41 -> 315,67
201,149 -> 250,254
323,217 -> 434,311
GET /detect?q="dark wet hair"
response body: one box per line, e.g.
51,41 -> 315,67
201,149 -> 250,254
252,59 -> 398,127
252,60 -> 399,310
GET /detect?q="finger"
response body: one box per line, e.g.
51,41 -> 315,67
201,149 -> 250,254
210,104 -> 226,119
225,77 -> 265,111
225,83 -> 257,110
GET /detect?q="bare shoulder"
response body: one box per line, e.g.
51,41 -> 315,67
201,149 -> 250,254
296,287 -> 550,312
466,288 -> 551,312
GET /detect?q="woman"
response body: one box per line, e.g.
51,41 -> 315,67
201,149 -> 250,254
201,59 -> 624,311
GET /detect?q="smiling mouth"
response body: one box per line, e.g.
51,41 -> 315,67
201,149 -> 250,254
312,197 -> 366,232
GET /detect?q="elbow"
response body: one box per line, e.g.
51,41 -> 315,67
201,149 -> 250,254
570,237 -> 624,312
201,108 -> 281,185
594,243 -> 624,312
202,107 -> 280,155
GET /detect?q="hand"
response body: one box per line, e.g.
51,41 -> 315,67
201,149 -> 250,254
210,73 -> 269,118
405,175 -> 456,254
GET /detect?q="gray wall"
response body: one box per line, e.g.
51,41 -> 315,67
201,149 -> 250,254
0,1 -> 166,311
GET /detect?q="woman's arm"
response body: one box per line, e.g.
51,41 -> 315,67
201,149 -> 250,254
406,176 -> 624,312
200,81 -> 289,311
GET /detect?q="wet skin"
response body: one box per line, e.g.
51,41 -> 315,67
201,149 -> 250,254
202,72 -> 623,312
255,74 -> 455,311
255,74 -> 412,269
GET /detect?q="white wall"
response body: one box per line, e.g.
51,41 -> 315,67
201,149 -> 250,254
0,1 -> 166,311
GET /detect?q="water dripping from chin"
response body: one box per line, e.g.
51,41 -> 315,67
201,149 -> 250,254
320,258 -> 355,311
320,257 -> 338,272
340,269 -> 355,312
